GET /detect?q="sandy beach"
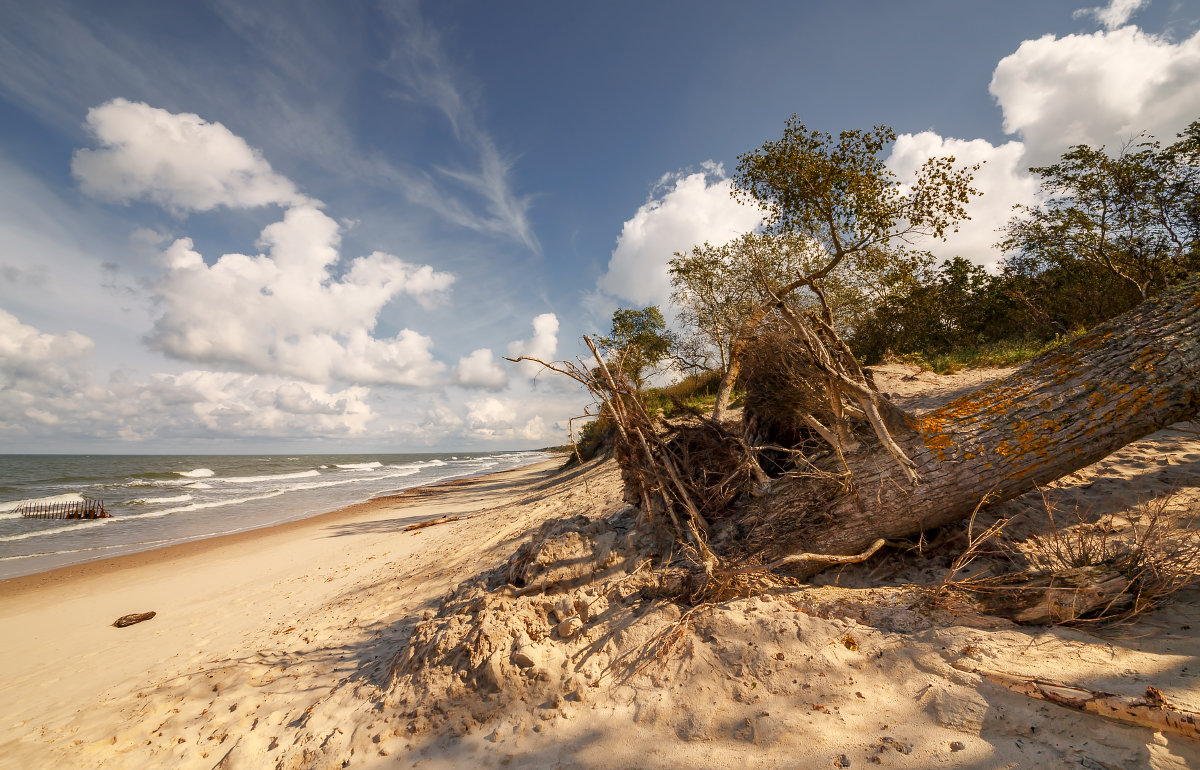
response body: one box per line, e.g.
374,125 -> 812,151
0,458 -> 581,768
2,366 -> 1199,769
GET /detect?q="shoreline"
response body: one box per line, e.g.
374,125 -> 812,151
0,457 -> 561,598
0,454 -> 575,769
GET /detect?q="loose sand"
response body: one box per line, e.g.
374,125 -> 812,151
2,365 -> 1199,769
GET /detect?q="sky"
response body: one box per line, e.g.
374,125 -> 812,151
0,0 -> 1198,453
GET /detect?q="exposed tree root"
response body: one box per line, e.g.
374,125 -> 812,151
721,538 -> 887,577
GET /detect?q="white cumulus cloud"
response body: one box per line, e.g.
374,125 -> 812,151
157,371 -> 372,436
457,396 -> 554,442
147,204 -> 454,385
0,309 -> 373,442
0,308 -> 95,394
72,98 -> 309,214
517,415 -> 547,441
990,26 -> 1200,166
453,348 -> 508,389
465,396 -> 517,438
597,165 -> 762,310
507,312 -> 559,378
887,133 -> 1037,269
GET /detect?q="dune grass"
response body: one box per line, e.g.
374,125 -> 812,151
891,331 -> 1087,375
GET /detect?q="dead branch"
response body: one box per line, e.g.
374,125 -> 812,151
976,669 -> 1200,740
509,337 -> 727,578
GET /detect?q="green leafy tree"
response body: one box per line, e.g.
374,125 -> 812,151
849,257 -> 1023,362
1169,120 -> 1200,243
668,232 -> 925,419
1000,126 -> 1200,301
669,233 -> 818,419
733,117 -> 979,293
598,306 -> 674,389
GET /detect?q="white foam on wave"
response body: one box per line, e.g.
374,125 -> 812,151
175,468 -> 215,478
335,461 -> 382,470
116,490 -> 290,521
0,492 -> 86,514
0,516 -> 115,541
122,477 -> 195,488
0,489 -> 295,543
128,494 -> 194,506
218,470 -> 320,484
285,468 -> 422,494
0,534 -> 184,562
425,459 -> 447,467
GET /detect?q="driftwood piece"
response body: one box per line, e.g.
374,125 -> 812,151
978,669 -> 1200,740
112,611 -> 156,628
973,565 -> 1132,624
404,516 -> 459,532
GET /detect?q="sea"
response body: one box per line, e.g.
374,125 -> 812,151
0,451 -> 552,580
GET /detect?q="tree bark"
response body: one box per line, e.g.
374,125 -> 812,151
712,358 -> 741,423
713,309 -> 771,422
750,275 -> 1200,577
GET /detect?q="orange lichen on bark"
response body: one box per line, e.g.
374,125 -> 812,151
918,427 -> 956,462
1131,347 -> 1164,373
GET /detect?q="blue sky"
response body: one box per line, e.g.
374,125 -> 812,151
0,0 -> 1198,452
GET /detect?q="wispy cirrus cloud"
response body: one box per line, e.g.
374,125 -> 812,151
380,0 -> 540,253
0,0 -> 538,251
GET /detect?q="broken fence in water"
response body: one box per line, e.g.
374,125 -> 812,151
16,498 -> 110,520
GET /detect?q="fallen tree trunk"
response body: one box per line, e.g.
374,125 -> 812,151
747,275 -> 1200,577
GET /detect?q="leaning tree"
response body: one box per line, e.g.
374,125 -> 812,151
669,232 -> 819,421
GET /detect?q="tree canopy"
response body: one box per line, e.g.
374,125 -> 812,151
733,117 -> 979,285
598,306 -> 674,389
669,232 -> 817,373
1000,123 -> 1200,300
